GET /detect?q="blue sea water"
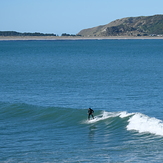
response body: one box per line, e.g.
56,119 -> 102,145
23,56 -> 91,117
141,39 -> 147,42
1,39 -> 163,162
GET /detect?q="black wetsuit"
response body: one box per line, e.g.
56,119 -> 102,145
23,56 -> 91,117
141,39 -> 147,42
88,108 -> 94,120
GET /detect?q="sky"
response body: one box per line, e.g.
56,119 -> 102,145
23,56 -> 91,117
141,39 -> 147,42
1,0 -> 163,36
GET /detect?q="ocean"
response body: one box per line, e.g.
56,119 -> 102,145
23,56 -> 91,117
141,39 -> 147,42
0,39 -> 163,162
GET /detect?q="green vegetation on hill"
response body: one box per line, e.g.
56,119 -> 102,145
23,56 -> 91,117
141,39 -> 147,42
78,15 -> 163,37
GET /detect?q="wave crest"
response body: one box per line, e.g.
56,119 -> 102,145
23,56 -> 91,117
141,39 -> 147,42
127,113 -> 163,136
1,102 -> 163,136
83,110 -> 163,136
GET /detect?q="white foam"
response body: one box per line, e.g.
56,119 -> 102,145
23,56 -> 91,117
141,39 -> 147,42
86,111 -> 110,124
83,111 -> 134,124
127,113 -> 163,136
118,111 -> 134,118
82,110 -> 163,136
84,110 -> 132,124
82,111 -> 114,124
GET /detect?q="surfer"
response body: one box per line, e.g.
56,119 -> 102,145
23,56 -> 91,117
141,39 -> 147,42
88,108 -> 94,120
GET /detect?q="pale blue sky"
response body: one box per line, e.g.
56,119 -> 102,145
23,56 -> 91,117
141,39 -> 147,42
1,0 -> 163,35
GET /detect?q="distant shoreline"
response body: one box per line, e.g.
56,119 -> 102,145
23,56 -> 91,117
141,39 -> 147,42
0,36 -> 163,40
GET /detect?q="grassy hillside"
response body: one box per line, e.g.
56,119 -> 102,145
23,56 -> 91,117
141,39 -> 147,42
78,15 -> 163,37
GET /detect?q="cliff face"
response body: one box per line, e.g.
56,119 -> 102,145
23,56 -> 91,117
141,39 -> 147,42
78,15 -> 163,36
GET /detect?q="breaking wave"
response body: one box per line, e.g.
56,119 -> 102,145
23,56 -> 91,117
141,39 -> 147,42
83,110 -> 163,136
1,102 -> 163,136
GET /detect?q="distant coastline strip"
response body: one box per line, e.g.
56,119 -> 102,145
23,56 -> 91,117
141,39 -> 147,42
0,36 -> 163,41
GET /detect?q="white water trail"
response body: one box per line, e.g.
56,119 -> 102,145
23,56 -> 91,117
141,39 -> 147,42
82,111 -> 114,124
82,110 -> 163,136
82,111 -> 131,124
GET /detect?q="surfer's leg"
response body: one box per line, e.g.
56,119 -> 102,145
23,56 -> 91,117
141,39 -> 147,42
88,114 -> 90,120
92,114 -> 94,119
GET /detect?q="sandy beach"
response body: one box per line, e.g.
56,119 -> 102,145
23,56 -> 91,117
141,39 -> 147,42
0,36 -> 163,40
